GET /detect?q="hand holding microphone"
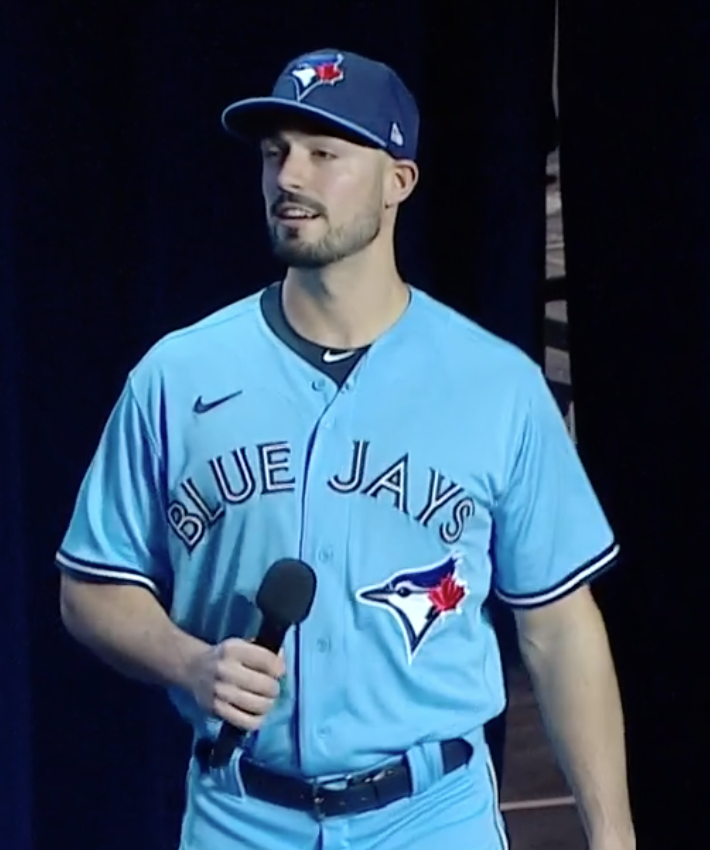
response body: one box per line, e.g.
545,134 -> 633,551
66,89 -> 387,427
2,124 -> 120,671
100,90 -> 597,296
189,637 -> 286,734
190,558 -> 317,769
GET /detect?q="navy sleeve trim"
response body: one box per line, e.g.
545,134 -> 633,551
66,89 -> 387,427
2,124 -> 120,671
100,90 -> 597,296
494,541 -> 620,609
55,549 -> 162,597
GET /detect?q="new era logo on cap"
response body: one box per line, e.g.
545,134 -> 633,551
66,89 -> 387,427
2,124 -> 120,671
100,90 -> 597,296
390,122 -> 404,146
221,49 -> 419,161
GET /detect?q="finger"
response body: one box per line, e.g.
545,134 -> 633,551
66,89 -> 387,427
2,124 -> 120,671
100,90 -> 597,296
234,642 -> 286,678
212,698 -> 267,732
216,661 -> 281,698
214,681 -> 276,717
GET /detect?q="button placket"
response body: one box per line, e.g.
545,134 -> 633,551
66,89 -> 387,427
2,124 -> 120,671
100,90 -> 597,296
296,379 -> 354,774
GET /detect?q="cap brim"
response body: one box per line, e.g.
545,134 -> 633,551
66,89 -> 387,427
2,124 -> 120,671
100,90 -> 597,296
221,97 -> 387,151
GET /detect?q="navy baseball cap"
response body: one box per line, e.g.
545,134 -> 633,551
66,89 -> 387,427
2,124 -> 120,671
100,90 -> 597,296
221,49 -> 419,161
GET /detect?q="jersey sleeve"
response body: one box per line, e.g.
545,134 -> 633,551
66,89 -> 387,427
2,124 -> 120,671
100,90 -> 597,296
491,367 -> 619,608
54,375 -> 172,601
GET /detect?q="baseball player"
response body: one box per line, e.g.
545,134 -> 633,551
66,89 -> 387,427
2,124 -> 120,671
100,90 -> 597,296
56,49 -> 635,850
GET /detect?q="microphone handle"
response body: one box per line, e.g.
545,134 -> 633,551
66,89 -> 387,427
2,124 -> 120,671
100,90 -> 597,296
208,720 -> 247,768
208,618 -> 288,769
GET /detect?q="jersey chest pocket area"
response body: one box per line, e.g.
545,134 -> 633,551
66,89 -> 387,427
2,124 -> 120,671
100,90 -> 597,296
168,504 -> 304,648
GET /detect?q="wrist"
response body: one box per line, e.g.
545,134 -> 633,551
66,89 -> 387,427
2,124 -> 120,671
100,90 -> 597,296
589,824 -> 636,850
168,623 -> 211,694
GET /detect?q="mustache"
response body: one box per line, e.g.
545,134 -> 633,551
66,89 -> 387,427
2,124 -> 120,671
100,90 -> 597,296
271,193 -> 326,218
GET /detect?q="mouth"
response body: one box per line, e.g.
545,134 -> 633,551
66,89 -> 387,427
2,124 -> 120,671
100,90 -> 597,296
274,206 -> 321,223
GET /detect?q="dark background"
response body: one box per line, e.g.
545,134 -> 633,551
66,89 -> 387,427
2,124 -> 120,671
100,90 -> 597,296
2,1 -> 709,848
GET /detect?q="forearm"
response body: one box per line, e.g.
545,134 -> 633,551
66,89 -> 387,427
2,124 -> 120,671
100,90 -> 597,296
60,576 -> 209,692
519,600 -> 634,845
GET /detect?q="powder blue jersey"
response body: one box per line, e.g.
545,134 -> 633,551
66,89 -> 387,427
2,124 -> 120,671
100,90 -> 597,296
56,284 -> 618,780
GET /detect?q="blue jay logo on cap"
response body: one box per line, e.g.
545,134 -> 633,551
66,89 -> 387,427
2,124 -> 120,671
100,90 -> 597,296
289,52 -> 345,101
357,554 -> 469,663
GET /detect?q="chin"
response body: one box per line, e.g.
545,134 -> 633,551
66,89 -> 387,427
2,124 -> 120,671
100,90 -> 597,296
270,230 -> 323,265
273,246 -> 330,269
274,234 -> 313,253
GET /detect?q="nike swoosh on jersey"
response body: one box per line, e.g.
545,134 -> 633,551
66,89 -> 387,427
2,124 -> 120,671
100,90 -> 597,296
322,349 -> 355,363
193,391 -> 242,414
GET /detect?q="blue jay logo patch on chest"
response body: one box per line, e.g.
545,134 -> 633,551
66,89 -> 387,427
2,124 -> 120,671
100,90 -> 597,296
356,555 -> 469,662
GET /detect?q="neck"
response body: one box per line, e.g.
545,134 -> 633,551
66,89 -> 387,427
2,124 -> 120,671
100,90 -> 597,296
281,242 -> 409,350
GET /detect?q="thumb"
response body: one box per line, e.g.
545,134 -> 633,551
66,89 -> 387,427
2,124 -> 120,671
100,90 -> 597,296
277,647 -> 287,677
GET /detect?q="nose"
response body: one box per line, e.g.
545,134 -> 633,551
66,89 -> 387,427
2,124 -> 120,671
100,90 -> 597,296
275,148 -> 311,193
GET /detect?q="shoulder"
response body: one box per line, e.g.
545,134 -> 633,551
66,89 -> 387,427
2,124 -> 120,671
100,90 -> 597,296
142,288 -> 265,364
410,287 -> 544,392
126,286 -> 269,392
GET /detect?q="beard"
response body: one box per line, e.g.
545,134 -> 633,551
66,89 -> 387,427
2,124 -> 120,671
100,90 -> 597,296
268,205 -> 383,269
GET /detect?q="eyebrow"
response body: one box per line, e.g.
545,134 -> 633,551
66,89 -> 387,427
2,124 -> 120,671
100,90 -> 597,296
261,133 -> 343,146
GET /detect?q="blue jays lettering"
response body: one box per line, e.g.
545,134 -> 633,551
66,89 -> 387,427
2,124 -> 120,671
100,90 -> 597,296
167,439 -> 476,552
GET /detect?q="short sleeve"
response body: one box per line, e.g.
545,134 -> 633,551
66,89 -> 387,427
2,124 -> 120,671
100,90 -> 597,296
491,367 -> 619,608
55,376 -> 172,600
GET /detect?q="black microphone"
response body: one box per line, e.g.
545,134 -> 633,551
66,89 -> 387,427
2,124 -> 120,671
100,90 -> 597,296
208,558 -> 317,769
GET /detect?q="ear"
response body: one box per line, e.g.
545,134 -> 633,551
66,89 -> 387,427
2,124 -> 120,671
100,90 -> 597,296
384,159 -> 419,208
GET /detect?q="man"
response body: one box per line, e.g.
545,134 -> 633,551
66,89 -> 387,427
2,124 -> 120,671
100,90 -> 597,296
56,49 -> 635,850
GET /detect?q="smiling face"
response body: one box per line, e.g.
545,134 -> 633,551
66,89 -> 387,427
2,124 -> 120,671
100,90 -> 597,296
260,120 -> 417,269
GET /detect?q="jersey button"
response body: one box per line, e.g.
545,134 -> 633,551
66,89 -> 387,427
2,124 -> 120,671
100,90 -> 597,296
312,379 -> 326,391
318,547 -> 333,562
316,638 -> 331,653
318,725 -> 331,739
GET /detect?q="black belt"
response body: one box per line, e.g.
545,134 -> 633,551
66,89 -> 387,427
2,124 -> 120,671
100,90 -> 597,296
194,737 -> 472,820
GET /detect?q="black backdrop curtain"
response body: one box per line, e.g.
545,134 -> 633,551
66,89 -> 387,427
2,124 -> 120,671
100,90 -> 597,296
2,1 -> 708,848
425,0 -> 556,366
558,1 -> 710,843
1,5 -> 32,850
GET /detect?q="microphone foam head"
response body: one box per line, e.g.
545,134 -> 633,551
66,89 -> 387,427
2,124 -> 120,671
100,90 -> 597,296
256,559 -> 317,626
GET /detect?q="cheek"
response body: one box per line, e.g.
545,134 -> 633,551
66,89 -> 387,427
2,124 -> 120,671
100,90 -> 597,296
261,166 -> 281,200
328,177 -> 378,221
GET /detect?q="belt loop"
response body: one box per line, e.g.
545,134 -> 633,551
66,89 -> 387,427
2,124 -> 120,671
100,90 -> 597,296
233,753 -> 247,798
405,740 -> 445,797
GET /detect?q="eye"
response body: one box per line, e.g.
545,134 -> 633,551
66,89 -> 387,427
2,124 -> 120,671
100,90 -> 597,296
260,142 -> 284,161
312,149 -> 336,160
396,587 -> 411,598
